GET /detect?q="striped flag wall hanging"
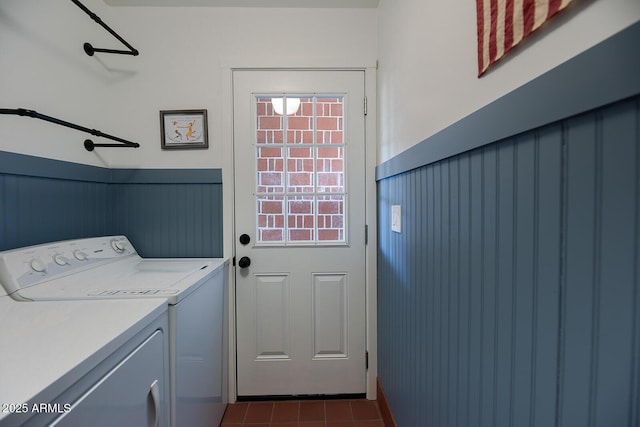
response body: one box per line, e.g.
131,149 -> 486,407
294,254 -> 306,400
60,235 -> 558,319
476,0 -> 574,76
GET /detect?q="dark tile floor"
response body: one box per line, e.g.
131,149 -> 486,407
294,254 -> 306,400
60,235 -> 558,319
220,399 -> 385,427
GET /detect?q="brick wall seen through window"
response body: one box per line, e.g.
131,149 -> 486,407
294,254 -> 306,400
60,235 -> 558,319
255,96 -> 346,244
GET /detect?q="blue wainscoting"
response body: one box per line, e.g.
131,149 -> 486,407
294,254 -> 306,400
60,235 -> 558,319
111,169 -> 223,258
377,94 -> 639,427
0,154 -> 223,258
376,23 -> 640,427
559,99 -> 639,427
0,153 -> 112,251
0,174 -> 111,251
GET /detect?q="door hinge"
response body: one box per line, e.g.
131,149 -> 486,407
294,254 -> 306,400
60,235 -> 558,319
365,224 -> 368,245
365,351 -> 369,370
363,96 -> 368,116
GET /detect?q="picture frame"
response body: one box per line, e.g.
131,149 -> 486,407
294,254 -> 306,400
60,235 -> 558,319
160,109 -> 209,149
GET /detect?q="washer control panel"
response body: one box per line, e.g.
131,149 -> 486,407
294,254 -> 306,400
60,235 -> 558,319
0,236 -> 137,294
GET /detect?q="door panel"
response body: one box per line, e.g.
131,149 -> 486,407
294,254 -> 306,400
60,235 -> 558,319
233,70 -> 366,397
312,273 -> 348,358
255,274 -> 290,359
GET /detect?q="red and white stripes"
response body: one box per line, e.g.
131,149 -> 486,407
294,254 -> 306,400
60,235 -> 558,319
476,0 -> 573,76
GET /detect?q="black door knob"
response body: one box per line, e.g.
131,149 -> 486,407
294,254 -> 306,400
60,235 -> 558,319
239,234 -> 251,245
238,256 -> 251,268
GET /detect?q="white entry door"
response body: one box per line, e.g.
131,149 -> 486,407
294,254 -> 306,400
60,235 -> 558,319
233,70 -> 367,397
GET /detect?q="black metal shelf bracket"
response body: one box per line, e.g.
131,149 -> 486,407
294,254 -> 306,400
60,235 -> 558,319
71,0 -> 139,57
0,108 -> 140,151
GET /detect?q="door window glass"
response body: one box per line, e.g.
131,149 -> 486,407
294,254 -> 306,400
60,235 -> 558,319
255,95 -> 346,244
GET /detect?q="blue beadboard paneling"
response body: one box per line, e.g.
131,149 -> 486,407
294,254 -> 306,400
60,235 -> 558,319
0,174 -> 111,251
377,96 -> 639,426
532,125 -> 562,427
110,182 -> 223,258
0,152 -> 223,257
0,150 -> 111,182
558,98 -> 640,427
110,168 -> 222,184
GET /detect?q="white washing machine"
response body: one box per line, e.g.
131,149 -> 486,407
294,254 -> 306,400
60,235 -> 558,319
0,285 -> 170,427
0,236 -> 229,427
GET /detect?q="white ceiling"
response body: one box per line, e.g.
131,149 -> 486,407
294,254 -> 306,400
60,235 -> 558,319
103,0 -> 379,7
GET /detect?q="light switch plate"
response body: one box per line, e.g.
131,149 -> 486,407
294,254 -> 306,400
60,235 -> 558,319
391,205 -> 401,233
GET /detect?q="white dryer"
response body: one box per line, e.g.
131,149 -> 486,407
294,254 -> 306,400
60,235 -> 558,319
0,236 -> 229,427
0,285 -> 169,427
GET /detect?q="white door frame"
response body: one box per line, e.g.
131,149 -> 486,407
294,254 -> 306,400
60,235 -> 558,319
221,66 -> 377,401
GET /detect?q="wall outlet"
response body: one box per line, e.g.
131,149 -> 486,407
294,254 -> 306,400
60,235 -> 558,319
391,205 -> 401,233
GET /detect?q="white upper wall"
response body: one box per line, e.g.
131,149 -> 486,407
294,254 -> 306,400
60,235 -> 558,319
0,0 -> 377,168
104,0 -> 379,7
377,0 -> 640,163
5,1 -> 637,168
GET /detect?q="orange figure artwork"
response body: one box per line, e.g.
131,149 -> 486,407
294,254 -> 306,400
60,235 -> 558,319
171,120 -> 196,141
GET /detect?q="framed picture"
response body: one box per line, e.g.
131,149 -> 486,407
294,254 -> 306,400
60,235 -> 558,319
160,109 -> 208,149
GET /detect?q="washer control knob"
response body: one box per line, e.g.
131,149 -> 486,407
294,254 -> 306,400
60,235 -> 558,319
73,250 -> 88,261
53,254 -> 69,266
30,258 -> 47,273
111,240 -> 126,253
